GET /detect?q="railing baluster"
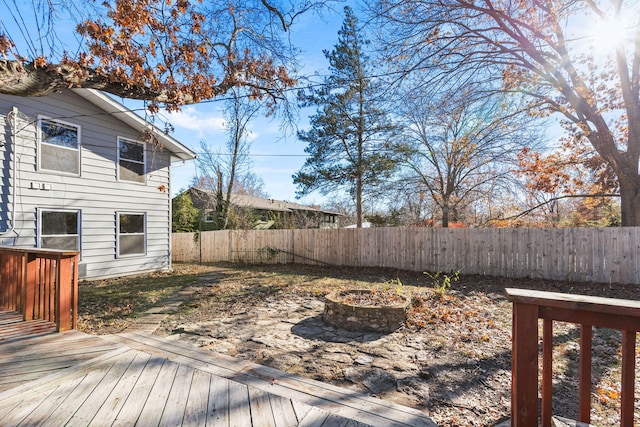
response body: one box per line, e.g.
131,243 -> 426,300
48,257 -> 55,322
37,256 -> 43,318
621,330 -> 636,427
542,319 -> 553,427
579,324 -> 592,424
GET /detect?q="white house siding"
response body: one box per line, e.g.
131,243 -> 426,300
0,91 -> 173,279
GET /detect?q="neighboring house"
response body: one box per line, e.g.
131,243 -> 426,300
0,89 -> 196,279
183,188 -> 343,229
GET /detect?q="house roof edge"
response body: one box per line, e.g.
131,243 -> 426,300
73,89 -> 196,161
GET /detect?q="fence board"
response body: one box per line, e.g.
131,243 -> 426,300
171,227 -> 640,285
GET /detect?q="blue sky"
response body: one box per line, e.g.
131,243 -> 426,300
145,6 -> 349,204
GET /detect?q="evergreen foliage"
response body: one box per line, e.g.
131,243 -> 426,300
294,6 -> 396,228
171,192 -> 200,232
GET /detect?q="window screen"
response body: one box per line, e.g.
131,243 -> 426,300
119,139 -> 145,183
118,213 -> 146,256
40,210 -> 79,251
39,118 -> 80,174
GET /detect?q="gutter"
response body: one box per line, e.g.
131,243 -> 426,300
0,106 -> 17,236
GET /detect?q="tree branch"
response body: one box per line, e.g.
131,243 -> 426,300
260,0 -> 288,32
493,193 -> 620,223
0,59 -> 236,105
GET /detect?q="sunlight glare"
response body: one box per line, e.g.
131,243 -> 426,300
590,17 -> 631,53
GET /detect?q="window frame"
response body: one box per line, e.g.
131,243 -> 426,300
117,137 -> 146,184
116,212 -> 147,258
37,208 -> 81,253
203,210 -> 215,223
37,115 -> 81,175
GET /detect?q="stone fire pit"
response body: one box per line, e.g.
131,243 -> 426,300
323,289 -> 410,333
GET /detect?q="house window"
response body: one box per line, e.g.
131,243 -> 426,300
39,209 -> 80,251
118,138 -> 145,183
203,210 -> 215,223
38,117 -> 80,174
118,212 -> 146,256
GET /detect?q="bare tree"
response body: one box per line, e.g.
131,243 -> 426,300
193,88 -> 267,228
371,0 -> 640,225
393,84 -> 541,227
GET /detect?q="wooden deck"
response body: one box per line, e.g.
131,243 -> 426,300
0,314 -> 437,426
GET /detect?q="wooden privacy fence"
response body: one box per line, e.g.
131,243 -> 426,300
172,227 -> 640,285
0,247 -> 79,331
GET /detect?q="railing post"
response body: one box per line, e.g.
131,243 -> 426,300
23,252 -> 37,321
512,301 -> 539,427
621,330 -> 636,427
542,319 -> 553,427
72,256 -> 78,329
55,255 -> 73,332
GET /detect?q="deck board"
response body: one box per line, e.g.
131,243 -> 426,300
136,359 -> 181,426
249,387 -> 277,426
111,356 -> 165,427
271,393 -> 299,427
228,379 -> 253,426
16,375 -> 84,426
208,375 -> 231,426
93,351 -> 153,425
66,350 -> 141,425
0,317 -> 437,426
110,332 -> 436,427
183,369 -> 210,427
159,363 -> 194,427
45,364 -> 118,425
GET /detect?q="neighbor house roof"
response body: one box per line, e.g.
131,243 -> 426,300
188,188 -> 343,216
73,89 -> 196,162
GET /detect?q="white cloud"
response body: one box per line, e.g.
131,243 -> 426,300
165,106 -> 225,134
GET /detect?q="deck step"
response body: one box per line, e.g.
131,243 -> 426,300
0,310 -> 23,326
0,309 -> 57,341
0,319 -> 56,341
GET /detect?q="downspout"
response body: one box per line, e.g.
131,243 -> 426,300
0,106 -> 18,236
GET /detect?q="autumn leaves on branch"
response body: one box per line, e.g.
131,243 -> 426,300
0,0 -> 298,111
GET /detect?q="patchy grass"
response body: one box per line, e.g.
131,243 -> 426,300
77,264 -> 216,334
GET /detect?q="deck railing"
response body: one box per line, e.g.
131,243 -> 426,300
0,247 -> 79,332
506,288 -> 640,427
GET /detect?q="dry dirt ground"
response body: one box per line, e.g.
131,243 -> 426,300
79,263 -> 640,427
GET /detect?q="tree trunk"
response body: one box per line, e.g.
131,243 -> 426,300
356,176 -> 363,228
619,177 -> 640,226
442,205 -> 449,228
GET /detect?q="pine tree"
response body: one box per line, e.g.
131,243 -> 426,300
294,6 -> 395,228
